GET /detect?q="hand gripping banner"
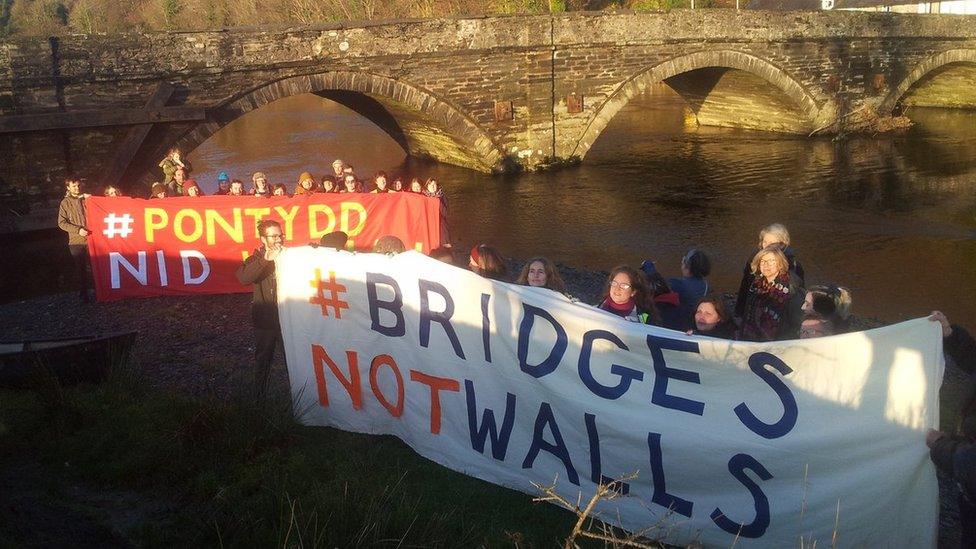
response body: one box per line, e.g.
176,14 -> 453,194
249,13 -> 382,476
277,248 -> 942,547
84,194 -> 442,301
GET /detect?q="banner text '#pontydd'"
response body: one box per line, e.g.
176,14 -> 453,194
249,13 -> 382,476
142,203 -> 369,244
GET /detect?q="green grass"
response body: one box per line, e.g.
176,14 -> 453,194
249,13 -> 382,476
0,368 -> 578,547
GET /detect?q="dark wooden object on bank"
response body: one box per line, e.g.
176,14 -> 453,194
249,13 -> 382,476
102,83 -> 191,187
0,331 -> 138,388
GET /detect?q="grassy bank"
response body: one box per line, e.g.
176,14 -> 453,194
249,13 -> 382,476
0,366 -> 580,547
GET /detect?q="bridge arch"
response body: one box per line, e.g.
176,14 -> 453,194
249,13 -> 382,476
882,49 -> 976,112
572,51 -> 823,159
166,71 -> 506,175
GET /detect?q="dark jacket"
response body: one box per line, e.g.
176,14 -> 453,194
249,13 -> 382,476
57,193 -> 88,246
738,271 -> 805,341
236,248 -> 279,329
930,326 -> 976,503
667,276 -> 709,332
734,245 -> 804,319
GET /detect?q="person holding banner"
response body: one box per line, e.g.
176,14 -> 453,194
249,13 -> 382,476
516,257 -> 566,293
928,311 -> 976,548
250,172 -> 271,197
598,266 -> 657,324
235,220 -> 286,397
57,176 -> 92,302
294,172 -> 317,195
184,180 -> 203,197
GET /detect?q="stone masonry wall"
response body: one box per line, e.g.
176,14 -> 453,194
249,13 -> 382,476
2,11 -> 976,191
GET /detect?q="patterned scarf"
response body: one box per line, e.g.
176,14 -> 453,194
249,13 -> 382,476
741,272 -> 792,342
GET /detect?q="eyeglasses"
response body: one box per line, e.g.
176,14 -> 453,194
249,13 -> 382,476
759,259 -> 779,266
609,281 -> 632,290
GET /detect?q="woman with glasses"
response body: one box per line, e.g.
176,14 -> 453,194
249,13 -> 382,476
734,223 -> 805,321
739,245 -> 805,341
597,266 -> 657,325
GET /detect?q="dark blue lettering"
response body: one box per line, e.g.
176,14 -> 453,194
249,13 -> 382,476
579,330 -> 643,400
646,335 -> 704,416
366,272 -> 405,337
647,432 -> 693,517
464,380 -> 516,460
586,413 -> 629,495
517,303 -> 567,378
522,402 -> 579,485
733,352 -> 798,439
481,293 -> 492,363
710,453 -> 773,538
419,279 -> 465,359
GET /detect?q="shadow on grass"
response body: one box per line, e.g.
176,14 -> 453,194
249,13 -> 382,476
0,359 -> 579,547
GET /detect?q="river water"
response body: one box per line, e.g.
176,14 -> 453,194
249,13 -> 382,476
182,86 -> 975,323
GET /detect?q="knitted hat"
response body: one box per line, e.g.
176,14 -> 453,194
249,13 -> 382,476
184,179 -> 201,194
298,171 -> 314,184
217,171 -> 230,182
252,172 -> 267,182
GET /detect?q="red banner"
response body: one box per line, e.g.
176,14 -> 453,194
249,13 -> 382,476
85,194 -> 443,301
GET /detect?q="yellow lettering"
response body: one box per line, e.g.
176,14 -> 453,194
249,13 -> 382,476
173,209 -> 204,243
308,204 -> 337,240
244,208 -> 272,238
144,208 -> 168,243
205,209 -> 244,245
273,205 -> 300,240
340,201 -> 367,237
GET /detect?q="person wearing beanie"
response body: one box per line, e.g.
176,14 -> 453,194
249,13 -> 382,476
215,171 -> 231,195
150,183 -> 168,199
184,179 -> 203,197
294,171 -> 317,195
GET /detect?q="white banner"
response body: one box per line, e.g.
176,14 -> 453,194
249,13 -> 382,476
277,248 -> 942,547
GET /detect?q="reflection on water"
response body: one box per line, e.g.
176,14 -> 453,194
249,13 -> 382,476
189,87 -> 976,323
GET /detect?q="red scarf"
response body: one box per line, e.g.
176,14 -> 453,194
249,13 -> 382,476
600,297 -> 636,317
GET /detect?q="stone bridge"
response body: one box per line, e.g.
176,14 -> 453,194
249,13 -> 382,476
2,10 -> 976,190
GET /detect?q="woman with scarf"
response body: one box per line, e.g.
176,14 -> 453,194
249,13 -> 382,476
739,245 -> 804,341
597,266 -> 657,325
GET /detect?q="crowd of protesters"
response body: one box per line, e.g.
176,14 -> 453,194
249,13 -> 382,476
118,148 -> 448,201
62,153 -> 976,543
460,224 -> 849,343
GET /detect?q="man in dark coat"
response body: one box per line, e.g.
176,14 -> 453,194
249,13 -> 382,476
236,219 -> 284,397
57,176 -> 92,302
928,311 -> 976,548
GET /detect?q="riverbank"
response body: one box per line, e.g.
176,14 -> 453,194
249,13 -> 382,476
0,261 -> 965,546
